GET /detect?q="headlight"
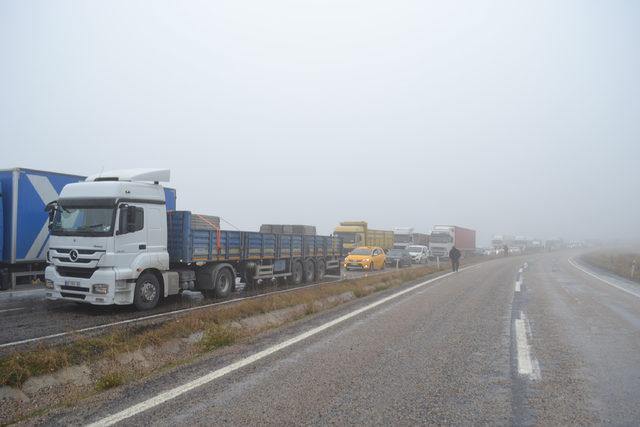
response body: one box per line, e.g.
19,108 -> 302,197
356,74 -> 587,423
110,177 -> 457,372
362,258 -> 370,262
45,279 -> 54,289
92,283 -> 109,294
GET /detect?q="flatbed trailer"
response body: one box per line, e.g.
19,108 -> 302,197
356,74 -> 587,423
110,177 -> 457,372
168,211 -> 341,289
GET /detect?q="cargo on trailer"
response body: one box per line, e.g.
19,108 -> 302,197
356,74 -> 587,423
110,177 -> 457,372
259,224 -> 316,235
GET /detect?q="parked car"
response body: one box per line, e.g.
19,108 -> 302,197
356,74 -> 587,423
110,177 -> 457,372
343,246 -> 386,271
385,248 -> 412,268
407,245 -> 429,264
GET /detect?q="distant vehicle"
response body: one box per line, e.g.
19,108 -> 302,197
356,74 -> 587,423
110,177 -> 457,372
491,234 -> 514,252
393,227 -> 413,249
509,246 -> 522,254
407,245 -> 429,264
513,235 -> 529,252
545,237 -> 564,251
343,246 -> 386,271
393,227 -> 430,249
334,221 -> 394,257
386,248 -> 412,267
429,225 -> 476,259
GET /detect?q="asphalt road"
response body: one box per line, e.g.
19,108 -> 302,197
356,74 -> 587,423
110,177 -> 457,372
0,264 -> 415,351
37,252 -> 640,424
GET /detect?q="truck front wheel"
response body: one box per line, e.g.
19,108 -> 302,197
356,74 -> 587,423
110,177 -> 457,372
134,272 -> 160,311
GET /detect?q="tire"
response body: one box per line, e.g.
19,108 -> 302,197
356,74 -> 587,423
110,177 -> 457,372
292,261 -> 304,285
380,261 -> 385,270
134,272 -> 161,311
213,268 -> 233,298
316,260 -> 326,281
303,259 -> 315,283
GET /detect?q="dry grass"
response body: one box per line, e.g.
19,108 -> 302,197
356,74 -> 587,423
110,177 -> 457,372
582,250 -> 640,283
95,371 -> 125,391
0,265 -> 439,389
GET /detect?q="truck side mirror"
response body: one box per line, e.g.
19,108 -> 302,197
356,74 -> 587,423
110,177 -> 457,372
45,201 -> 58,230
117,204 -> 129,235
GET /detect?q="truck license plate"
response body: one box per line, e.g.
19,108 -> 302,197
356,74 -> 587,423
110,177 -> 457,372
65,280 -> 81,287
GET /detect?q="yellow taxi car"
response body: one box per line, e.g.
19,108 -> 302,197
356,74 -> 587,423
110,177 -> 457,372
343,246 -> 386,271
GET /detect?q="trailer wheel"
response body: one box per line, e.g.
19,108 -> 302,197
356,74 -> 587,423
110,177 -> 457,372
303,259 -> 315,283
316,260 -> 326,281
134,272 -> 160,311
291,260 -> 304,285
213,268 -> 233,298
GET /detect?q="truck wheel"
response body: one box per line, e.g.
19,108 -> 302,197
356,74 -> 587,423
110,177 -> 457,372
303,259 -> 315,283
213,269 -> 233,298
316,260 -> 326,281
134,272 -> 160,311
292,261 -> 303,285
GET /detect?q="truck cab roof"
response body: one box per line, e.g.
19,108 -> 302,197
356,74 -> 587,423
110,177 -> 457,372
58,180 -> 166,205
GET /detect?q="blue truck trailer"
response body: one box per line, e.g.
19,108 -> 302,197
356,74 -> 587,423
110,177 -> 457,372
0,167 -> 177,290
168,211 -> 342,290
0,168 -> 85,289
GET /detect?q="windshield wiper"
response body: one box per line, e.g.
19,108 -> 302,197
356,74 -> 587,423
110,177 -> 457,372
77,224 -> 107,231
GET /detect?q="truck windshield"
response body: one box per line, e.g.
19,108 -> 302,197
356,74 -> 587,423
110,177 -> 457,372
335,232 -> 356,243
51,206 -> 115,236
430,234 -> 452,243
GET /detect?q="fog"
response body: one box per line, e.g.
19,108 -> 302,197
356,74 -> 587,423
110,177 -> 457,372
1,1 -> 639,245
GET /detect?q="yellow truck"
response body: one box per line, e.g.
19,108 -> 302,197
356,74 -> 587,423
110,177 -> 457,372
333,221 -> 394,257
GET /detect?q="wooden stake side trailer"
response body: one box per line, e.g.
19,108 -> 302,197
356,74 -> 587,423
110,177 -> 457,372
166,211 -> 342,296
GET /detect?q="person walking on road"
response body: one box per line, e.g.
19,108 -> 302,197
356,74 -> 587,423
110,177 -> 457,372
449,246 -> 461,272
503,244 -> 509,257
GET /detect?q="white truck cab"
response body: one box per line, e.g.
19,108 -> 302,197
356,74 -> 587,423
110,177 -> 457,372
45,169 -> 175,309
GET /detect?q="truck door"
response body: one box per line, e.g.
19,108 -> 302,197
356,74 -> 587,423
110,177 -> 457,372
114,204 -> 146,266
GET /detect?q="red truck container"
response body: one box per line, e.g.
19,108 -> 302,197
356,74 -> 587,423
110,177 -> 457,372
454,226 -> 476,253
429,225 -> 476,258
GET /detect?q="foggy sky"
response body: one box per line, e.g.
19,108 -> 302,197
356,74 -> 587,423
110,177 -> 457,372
1,1 -> 639,245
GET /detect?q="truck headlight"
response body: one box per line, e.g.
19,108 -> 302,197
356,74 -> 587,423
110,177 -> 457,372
45,279 -> 54,289
92,284 -> 109,294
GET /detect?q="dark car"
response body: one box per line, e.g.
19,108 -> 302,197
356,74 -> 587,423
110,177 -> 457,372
385,248 -> 412,268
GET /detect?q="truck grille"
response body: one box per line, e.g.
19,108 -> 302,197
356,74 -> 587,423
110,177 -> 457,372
55,257 -> 93,264
56,267 -> 98,279
60,292 -> 86,300
60,285 -> 90,293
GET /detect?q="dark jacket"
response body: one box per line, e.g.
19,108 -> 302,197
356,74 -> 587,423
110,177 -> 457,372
449,247 -> 461,260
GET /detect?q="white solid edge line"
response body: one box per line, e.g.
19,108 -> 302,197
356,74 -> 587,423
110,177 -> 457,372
515,280 -> 521,292
0,308 -> 24,314
1,265 -> 421,349
568,258 -> 640,299
87,264 -> 480,427
514,311 -> 540,380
